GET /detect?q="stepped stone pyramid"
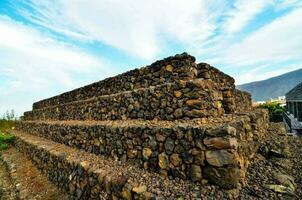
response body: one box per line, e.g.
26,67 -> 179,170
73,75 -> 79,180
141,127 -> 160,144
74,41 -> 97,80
12,53 -> 269,199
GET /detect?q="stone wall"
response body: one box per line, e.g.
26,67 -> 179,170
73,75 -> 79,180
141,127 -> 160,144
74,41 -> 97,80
197,63 -> 235,89
25,79 -> 224,121
33,53 -> 197,110
196,63 -> 253,114
17,109 -> 269,189
12,133 -> 155,199
32,54 -> 250,116
17,53 -> 266,191
234,89 -> 252,113
23,111 -> 33,121
25,53 -> 252,122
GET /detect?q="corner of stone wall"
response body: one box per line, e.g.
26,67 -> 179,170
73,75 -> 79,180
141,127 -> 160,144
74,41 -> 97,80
201,109 -> 269,188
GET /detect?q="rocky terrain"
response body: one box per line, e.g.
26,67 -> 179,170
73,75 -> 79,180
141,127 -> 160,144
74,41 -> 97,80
0,122 -> 301,199
240,122 -> 301,199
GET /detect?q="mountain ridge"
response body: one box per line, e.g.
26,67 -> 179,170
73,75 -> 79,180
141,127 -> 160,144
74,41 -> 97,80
237,68 -> 302,101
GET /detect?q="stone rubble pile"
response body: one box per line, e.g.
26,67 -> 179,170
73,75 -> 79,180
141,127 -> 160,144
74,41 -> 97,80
13,53 -> 269,199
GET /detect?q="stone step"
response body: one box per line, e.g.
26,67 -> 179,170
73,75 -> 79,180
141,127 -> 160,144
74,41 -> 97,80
24,79 -> 224,121
9,130 -> 226,199
0,147 -> 70,200
33,53 -> 197,110
16,109 -> 270,189
32,55 -> 244,113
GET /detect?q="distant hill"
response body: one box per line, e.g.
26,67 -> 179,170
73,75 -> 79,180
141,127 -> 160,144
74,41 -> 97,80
237,68 -> 302,101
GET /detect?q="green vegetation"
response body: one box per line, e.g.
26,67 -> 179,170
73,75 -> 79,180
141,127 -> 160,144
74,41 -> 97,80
0,110 -> 17,150
258,102 -> 285,122
177,196 -> 184,200
0,143 -> 8,150
0,120 -> 15,132
258,102 -> 285,114
0,132 -> 15,150
0,109 -> 16,131
0,133 -> 15,143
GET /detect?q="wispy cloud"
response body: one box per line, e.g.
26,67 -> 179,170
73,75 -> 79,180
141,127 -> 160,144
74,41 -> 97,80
235,64 -> 302,85
0,15 -> 113,115
0,0 -> 301,114
273,0 -> 302,10
15,0 -> 228,59
222,7 -> 302,66
222,0 -> 270,34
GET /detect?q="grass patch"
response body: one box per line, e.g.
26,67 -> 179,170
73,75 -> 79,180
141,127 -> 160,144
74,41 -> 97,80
0,111 -> 16,150
0,143 -> 9,151
0,133 -> 15,143
0,132 -> 15,151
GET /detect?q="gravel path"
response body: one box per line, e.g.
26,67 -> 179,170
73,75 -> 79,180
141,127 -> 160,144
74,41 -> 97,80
23,113 -> 243,128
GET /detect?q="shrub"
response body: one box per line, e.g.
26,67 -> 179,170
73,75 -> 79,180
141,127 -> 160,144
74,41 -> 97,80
258,102 -> 285,122
0,143 -> 9,150
0,133 -> 15,143
0,110 -> 17,150
0,132 -> 15,151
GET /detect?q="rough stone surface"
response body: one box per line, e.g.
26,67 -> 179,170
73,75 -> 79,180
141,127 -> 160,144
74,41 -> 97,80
17,53 -> 271,197
189,165 -> 202,182
6,122 -> 302,199
142,148 -> 152,160
204,137 -> 238,149
203,165 -> 241,189
205,150 -> 236,167
170,153 -> 182,167
25,79 -> 224,121
158,153 -> 169,169
24,54 -> 253,121
132,185 -> 147,194
16,109 -> 269,186
32,53 -> 197,110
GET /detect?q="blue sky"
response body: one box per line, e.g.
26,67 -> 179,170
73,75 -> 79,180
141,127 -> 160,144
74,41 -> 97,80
0,0 -> 302,116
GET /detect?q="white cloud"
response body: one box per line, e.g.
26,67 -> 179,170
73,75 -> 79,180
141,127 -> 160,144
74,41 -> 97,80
222,0 -> 270,34
221,7 -> 302,66
1,1 -> 302,115
234,64 -> 302,85
208,6 -> 302,85
273,0 -> 302,10
16,0 -> 226,59
0,15 -> 113,115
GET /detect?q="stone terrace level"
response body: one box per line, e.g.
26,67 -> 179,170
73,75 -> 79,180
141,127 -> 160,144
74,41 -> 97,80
13,53 -> 269,199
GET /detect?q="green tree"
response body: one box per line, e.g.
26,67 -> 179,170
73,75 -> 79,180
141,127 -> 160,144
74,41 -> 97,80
2,109 -> 16,120
258,102 -> 285,122
0,109 -> 17,131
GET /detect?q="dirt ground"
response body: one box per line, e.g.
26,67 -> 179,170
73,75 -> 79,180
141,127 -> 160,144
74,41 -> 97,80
0,147 -> 69,200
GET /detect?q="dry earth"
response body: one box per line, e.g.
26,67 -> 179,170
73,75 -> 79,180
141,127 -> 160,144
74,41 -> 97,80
0,147 -> 69,200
